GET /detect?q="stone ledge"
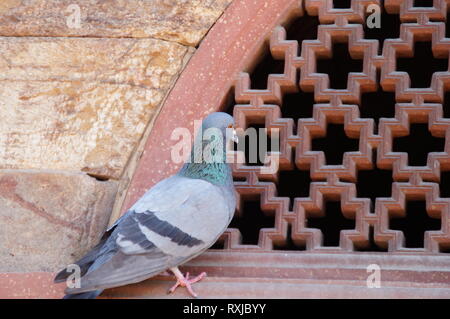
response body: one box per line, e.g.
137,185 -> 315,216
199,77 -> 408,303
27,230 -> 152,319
1,271 -> 449,299
3,250 -> 450,298
102,275 -> 450,299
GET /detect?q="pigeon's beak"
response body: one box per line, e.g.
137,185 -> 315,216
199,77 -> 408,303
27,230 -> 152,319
231,128 -> 239,143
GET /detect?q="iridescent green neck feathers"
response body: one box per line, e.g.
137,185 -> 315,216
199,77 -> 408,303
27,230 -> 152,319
178,129 -> 232,186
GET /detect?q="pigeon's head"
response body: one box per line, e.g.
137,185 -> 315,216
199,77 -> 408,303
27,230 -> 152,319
180,112 -> 238,183
201,112 -> 238,144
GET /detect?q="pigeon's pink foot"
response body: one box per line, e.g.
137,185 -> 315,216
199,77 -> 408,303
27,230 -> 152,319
168,267 -> 207,298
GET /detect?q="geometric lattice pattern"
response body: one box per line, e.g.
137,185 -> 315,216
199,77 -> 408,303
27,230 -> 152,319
217,0 -> 450,254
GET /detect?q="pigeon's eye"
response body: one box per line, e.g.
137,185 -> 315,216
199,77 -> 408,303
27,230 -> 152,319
227,124 -> 233,128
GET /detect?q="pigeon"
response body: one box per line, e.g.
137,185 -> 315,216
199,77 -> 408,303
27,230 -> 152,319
54,112 -> 238,299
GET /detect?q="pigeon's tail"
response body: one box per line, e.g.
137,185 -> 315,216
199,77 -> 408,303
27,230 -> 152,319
63,290 -> 103,299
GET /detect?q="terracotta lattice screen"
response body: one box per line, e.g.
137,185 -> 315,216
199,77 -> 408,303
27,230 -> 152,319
219,0 -> 450,254
187,0 -> 450,295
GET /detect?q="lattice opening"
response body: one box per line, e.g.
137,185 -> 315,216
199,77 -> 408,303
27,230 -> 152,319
447,11 -> 450,38
413,0 -> 434,7
360,71 -> 396,134
396,41 -> 448,88
389,200 -> 441,249
363,9 -> 400,55
236,122 -> 272,166
281,89 -> 315,124
311,124 -> 360,165
316,42 -> 363,90
228,196 -> 276,245
357,167 -> 393,210
223,87 -> 237,116
306,200 -> 356,247
277,166 -> 311,211
393,123 -> 445,166
333,0 -> 352,9
443,91 -> 450,118
440,171 -> 450,198
285,13 -> 319,56
210,238 -> 225,250
249,46 -> 285,90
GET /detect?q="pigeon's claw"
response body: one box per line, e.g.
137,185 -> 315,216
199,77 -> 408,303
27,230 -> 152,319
168,267 -> 207,298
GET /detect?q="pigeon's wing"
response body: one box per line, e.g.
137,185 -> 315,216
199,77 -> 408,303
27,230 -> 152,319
123,175 -> 234,256
65,176 -> 232,294
55,224 -> 117,283
54,237 -> 107,283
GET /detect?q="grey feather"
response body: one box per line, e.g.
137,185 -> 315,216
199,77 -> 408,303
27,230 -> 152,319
133,210 -> 204,247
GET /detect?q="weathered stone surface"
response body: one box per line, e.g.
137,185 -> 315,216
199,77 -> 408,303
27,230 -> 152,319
0,170 -> 118,272
0,38 -> 192,179
0,37 -> 190,87
0,0 -> 232,46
